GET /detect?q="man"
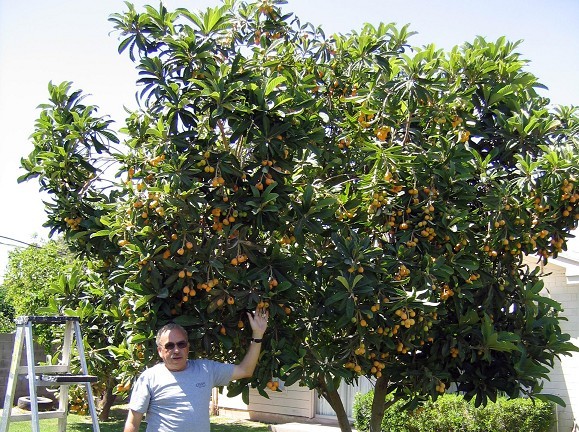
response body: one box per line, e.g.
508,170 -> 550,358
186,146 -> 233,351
123,306 -> 269,432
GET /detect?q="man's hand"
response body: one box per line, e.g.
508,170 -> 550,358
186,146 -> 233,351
247,305 -> 269,338
232,306 -> 269,380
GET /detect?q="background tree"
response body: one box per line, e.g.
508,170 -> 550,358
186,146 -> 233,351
39,261 -> 139,420
1,238 -> 73,346
19,1 -> 578,431
0,239 -> 123,419
0,286 -> 15,333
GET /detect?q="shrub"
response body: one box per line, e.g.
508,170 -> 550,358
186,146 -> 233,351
411,394 -> 479,432
352,391 -> 372,432
353,391 -> 554,432
380,398 -> 413,432
353,391 -> 412,432
474,397 -> 554,432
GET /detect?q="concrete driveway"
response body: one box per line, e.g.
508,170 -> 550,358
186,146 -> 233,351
270,422 -> 356,432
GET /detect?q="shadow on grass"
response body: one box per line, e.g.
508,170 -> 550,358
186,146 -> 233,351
210,415 -> 271,432
0,405 -> 144,432
74,405 -> 269,432
67,404 -> 146,432
2,405 -> 269,432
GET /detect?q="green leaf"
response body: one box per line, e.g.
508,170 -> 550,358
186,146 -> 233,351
459,309 -> 480,326
325,291 -> 348,306
265,76 -> 287,96
90,229 -> 112,238
345,298 -> 355,319
303,185 -> 313,211
173,315 -> 199,326
350,274 -> 364,289
283,368 -> 303,387
534,393 -> 566,407
241,386 -> 250,405
451,256 -> 479,271
336,276 -> 350,290
128,333 -> 151,344
135,294 -> 156,309
481,314 -> 519,352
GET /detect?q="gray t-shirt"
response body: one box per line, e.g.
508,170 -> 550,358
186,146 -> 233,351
128,359 -> 234,432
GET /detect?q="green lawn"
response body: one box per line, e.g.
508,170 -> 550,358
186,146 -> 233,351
1,405 -> 270,432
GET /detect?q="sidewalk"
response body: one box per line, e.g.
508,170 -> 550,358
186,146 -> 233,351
270,422 -> 356,432
218,407 -> 356,432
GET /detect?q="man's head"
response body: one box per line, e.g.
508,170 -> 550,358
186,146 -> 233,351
156,323 -> 189,371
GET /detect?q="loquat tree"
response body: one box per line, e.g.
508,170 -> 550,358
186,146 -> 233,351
19,1 -> 579,431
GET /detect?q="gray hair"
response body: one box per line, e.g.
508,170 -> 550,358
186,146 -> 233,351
156,323 -> 188,346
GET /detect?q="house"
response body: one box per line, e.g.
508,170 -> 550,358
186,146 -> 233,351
537,234 -> 579,431
219,235 -> 579,431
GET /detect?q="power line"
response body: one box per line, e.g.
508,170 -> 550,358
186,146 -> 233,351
0,236 -> 41,249
0,241 -> 25,249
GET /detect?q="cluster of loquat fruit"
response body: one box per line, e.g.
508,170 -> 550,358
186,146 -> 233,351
465,273 -> 480,284
130,191 -> 166,220
394,264 -> 410,281
68,388 -> 90,415
69,399 -> 89,415
357,112 -> 374,129
560,178 -> 578,207
343,304 -> 439,380
255,171 -> 276,191
439,284 -> 454,301
196,151 -> 213,172
211,176 -> 225,188
435,381 -> 446,394
209,206 -> 240,232
344,355 -> 387,378
367,191 -> 390,215
336,209 -> 356,221
116,381 -> 131,393
450,115 -> 463,128
279,233 -> 296,245
135,343 -> 145,360
375,125 -> 391,142
178,278 -> 219,306
64,216 -> 83,230
336,138 -> 351,149
266,380 -> 280,391
147,153 -> 165,167
230,254 -> 248,266
458,130 -> 470,143
395,308 -> 418,329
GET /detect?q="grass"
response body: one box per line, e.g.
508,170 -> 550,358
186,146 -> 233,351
211,416 -> 270,432
1,405 -> 270,432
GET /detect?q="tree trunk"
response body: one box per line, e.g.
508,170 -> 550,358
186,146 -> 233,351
98,383 -> 116,421
318,375 -> 352,432
369,374 -> 390,432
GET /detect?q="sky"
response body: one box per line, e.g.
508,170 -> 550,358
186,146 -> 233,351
0,0 -> 578,278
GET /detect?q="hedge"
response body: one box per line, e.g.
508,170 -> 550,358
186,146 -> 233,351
353,392 -> 554,432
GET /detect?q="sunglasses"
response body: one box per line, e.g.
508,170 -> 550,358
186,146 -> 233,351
161,340 -> 188,351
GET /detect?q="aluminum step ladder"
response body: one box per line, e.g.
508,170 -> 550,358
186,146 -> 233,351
1,316 -> 100,432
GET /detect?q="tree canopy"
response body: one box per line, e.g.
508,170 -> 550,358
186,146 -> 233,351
19,1 -> 578,430
1,238 -> 73,339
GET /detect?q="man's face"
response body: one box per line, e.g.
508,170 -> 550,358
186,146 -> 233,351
157,328 -> 189,371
